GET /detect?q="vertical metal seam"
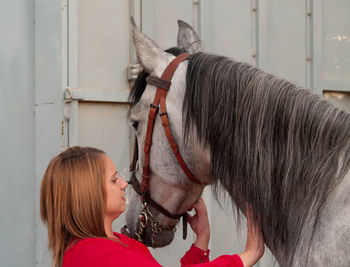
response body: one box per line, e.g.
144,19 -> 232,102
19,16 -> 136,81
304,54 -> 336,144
66,0 -> 80,147
67,0 -> 70,88
197,0 -> 201,38
251,0 -> 259,67
140,0 -> 143,31
192,0 -> 201,36
306,0 -> 313,89
199,0 -> 210,51
65,0 -> 71,149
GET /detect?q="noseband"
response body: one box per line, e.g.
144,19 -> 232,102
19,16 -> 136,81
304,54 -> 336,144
127,53 -> 206,247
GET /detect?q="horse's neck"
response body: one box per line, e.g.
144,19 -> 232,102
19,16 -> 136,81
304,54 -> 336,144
288,168 -> 350,266
264,167 -> 350,266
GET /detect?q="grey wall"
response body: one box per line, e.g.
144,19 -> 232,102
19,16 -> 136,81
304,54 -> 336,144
0,0 -> 35,266
34,0 -> 65,266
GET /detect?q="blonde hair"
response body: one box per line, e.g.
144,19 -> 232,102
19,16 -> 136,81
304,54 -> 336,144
40,146 -> 107,267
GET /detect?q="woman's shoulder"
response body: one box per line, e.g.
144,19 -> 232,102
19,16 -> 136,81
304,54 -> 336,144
66,233 -> 137,251
65,237 -> 126,254
63,234 -> 157,267
63,237 -> 128,267
114,232 -> 143,247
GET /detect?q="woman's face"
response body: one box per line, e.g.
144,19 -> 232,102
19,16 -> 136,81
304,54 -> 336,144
104,155 -> 128,221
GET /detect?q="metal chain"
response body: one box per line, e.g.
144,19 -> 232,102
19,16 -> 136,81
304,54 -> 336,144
136,202 -> 176,247
135,202 -> 152,242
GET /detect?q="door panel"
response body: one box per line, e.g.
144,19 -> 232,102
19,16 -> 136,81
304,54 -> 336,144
259,0 -> 307,86
314,0 -> 350,91
76,0 -> 130,89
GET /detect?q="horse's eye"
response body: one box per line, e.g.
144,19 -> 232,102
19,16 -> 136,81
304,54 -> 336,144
132,121 -> 139,129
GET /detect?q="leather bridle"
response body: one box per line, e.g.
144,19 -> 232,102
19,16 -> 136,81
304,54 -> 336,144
126,53 -> 206,247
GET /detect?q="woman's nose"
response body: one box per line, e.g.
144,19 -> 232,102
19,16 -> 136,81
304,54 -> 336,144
121,178 -> 128,189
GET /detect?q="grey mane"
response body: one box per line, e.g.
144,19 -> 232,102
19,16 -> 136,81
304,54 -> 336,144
183,52 -> 350,266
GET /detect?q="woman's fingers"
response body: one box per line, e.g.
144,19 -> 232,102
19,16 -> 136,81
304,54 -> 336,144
188,197 -> 203,211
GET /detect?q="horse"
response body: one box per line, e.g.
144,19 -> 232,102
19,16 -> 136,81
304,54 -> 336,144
123,19 -> 350,266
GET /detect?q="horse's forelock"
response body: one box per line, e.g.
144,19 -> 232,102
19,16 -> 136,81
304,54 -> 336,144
184,52 -> 350,266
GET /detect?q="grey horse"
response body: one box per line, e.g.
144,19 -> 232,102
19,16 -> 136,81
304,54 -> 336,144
125,20 -> 350,266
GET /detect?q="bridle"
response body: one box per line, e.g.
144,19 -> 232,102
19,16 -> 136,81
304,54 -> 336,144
126,53 -> 206,247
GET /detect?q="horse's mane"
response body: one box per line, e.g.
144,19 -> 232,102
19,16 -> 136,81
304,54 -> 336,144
183,52 -> 350,265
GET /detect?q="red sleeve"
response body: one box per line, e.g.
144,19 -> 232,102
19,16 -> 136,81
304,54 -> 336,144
181,244 -> 210,264
181,244 -> 244,267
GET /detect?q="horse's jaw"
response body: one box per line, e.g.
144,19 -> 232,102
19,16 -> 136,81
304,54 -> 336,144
123,173 -> 207,247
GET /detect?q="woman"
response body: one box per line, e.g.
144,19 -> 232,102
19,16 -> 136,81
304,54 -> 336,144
40,146 -> 264,267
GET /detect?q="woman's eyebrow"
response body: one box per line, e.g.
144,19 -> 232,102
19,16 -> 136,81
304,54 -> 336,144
111,170 -> 118,178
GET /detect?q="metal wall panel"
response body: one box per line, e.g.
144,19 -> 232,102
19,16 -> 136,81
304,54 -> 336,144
314,0 -> 350,92
201,0 -> 253,63
34,0 -> 68,265
259,0 -> 307,86
0,1 -> 35,266
141,0 -> 193,49
77,102 -> 131,176
76,0 -> 130,89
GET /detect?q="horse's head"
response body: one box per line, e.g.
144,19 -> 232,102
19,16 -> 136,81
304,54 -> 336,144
123,19 -> 211,247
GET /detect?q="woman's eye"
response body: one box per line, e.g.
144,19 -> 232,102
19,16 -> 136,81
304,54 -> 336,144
132,121 -> 139,129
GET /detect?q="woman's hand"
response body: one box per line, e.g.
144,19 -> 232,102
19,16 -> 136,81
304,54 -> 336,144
187,197 -> 210,251
238,205 -> 265,267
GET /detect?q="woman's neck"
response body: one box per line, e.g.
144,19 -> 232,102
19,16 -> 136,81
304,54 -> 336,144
104,217 -> 115,238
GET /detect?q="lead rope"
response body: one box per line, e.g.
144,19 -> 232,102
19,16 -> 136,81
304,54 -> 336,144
182,213 -> 188,240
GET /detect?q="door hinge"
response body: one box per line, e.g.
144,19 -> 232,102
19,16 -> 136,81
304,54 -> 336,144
64,87 -> 84,101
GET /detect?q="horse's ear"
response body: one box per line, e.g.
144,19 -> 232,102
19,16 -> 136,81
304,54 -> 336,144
130,17 -> 170,76
177,20 -> 203,53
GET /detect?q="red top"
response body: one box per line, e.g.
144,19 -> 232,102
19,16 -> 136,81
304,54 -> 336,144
63,233 -> 244,267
